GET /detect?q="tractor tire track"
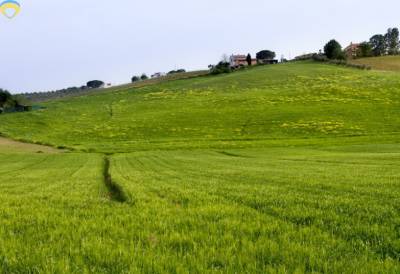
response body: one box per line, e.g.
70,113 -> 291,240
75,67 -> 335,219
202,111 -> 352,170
103,156 -> 128,203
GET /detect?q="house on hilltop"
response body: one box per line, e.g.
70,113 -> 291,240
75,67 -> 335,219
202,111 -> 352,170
345,42 -> 361,59
230,55 -> 257,68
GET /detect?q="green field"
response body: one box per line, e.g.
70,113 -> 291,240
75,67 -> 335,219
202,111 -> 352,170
2,62 -> 400,152
351,55 -> 400,72
0,62 -> 399,273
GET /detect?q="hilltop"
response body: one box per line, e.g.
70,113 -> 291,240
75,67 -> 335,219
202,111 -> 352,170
22,70 -> 209,103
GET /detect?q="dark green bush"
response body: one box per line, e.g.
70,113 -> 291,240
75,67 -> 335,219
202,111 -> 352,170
324,40 -> 346,60
210,62 -> 232,75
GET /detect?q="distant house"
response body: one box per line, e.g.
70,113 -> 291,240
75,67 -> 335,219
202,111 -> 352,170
151,72 -> 165,78
230,55 -> 257,68
345,42 -> 360,59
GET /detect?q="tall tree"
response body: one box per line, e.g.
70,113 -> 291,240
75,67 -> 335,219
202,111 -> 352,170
391,28 -> 399,54
370,34 -> 386,56
246,54 -> 252,66
0,89 -> 12,106
140,74 -> 148,80
385,28 -> 400,55
357,42 -> 373,58
0,89 -> 24,113
324,39 -> 344,59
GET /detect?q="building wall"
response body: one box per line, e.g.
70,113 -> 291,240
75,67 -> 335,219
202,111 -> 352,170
230,55 -> 258,67
345,44 -> 360,59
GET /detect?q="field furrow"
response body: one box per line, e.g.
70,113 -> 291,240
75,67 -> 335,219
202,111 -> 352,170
1,62 -> 400,272
105,146 -> 400,272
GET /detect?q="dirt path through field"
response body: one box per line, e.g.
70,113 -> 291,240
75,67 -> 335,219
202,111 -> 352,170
0,137 -> 62,153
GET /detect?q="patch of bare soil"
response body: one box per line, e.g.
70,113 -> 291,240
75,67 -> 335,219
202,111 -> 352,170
0,137 -> 63,153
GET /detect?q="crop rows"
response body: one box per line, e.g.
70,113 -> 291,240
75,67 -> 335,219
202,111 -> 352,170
0,145 -> 399,273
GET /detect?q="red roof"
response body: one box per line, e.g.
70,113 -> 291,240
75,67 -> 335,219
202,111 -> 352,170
231,55 -> 247,59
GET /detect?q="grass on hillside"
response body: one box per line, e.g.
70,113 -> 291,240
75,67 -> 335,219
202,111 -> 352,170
1,62 -> 400,153
351,55 -> 400,72
0,62 -> 399,273
25,70 -> 210,103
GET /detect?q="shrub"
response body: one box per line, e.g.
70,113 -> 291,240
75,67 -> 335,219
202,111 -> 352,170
210,62 -> 232,75
312,54 -> 371,70
131,76 -> 140,83
86,80 -> 105,89
357,42 -> 373,58
312,54 -> 329,62
168,69 -> 186,75
0,90 -> 32,114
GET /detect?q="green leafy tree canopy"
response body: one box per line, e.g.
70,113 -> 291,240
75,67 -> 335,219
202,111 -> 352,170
256,50 -> 276,60
385,28 -> 400,55
86,80 -> 105,89
324,39 -> 345,60
131,76 -> 140,83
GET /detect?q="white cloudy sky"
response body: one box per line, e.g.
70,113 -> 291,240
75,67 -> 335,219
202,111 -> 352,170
1,0 -> 400,93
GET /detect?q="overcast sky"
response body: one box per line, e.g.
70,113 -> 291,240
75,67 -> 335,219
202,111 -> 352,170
1,0 -> 400,93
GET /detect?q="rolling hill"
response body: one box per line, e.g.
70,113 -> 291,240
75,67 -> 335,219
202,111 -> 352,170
0,61 -> 399,273
1,61 -> 400,152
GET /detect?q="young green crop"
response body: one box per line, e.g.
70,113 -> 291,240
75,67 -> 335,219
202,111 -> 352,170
0,146 -> 399,273
0,62 -> 399,273
0,62 -> 399,153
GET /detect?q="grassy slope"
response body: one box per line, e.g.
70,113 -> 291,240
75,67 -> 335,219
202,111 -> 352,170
351,55 -> 400,72
1,62 -> 400,152
0,62 -> 400,272
25,70 -> 210,102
